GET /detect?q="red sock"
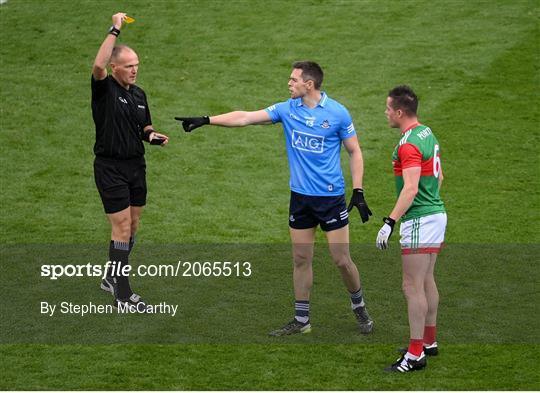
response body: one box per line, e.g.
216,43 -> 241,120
407,339 -> 424,357
423,325 -> 437,345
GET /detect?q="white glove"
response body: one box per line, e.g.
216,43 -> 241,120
376,217 -> 396,250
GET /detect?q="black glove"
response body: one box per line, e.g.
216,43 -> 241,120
347,188 -> 372,223
174,116 -> 210,132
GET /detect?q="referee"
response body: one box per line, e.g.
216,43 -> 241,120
91,13 -> 168,311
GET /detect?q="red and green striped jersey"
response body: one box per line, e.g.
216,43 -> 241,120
392,124 -> 446,222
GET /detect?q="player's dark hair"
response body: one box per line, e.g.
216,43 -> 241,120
293,61 -> 324,89
388,85 -> 418,115
110,45 -> 135,63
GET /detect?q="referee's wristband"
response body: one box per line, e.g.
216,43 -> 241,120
142,129 -> 155,142
108,26 -> 121,37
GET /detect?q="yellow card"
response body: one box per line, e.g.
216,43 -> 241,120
124,16 -> 135,24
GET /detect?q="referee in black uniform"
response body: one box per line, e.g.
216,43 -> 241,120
92,12 -> 168,311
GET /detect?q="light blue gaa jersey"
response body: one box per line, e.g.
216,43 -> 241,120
265,92 -> 356,196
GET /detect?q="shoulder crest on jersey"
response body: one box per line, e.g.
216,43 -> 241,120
399,130 -> 412,146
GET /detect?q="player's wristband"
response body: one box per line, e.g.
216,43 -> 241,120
383,217 -> 396,228
108,26 -> 121,37
353,188 -> 364,196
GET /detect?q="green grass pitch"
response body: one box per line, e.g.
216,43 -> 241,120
1,0 -> 539,390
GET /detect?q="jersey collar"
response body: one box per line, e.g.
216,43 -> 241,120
297,91 -> 328,108
110,74 -> 132,91
401,122 -> 420,134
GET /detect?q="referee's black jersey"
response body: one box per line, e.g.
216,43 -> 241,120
91,75 -> 152,159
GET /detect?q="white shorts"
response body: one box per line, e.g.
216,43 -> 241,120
399,212 -> 447,255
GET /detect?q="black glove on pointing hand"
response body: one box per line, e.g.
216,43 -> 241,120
174,116 -> 210,132
347,188 -> 373,223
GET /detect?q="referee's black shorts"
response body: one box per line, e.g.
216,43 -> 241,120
288,191 -> 349,232
94,156 -> 147,214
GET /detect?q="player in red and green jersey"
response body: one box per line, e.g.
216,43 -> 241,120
376,86 -> 447,373
391,125 -> 445,223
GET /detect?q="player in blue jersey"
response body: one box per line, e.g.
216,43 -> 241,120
175,61 -> 374,335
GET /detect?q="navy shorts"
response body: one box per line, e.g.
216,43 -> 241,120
94,156 -> 147,214
288,191 -> 349,232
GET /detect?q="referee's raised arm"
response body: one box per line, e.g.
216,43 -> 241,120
92,13 -> 126,80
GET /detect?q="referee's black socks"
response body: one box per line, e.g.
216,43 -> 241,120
129,235 -> 136,253
108,240 -> 133,299
350,288 -> 365,309
106,236 -> 136,276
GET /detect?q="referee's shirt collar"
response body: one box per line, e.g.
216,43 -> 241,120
297,92 -> 328,107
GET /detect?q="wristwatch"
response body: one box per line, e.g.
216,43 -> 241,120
108,26 -> 120,37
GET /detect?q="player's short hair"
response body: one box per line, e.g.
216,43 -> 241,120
110,45 -> 136,63
293,61 -> 324,89
388,85 -> 418,115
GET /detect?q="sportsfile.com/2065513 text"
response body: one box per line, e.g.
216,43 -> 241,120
40,261 -> 252,280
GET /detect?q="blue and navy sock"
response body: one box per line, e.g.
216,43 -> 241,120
294,300 -> 310,324
350,288 -> 365,310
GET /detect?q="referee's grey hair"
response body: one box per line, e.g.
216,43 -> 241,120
110,45 -> 136,63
